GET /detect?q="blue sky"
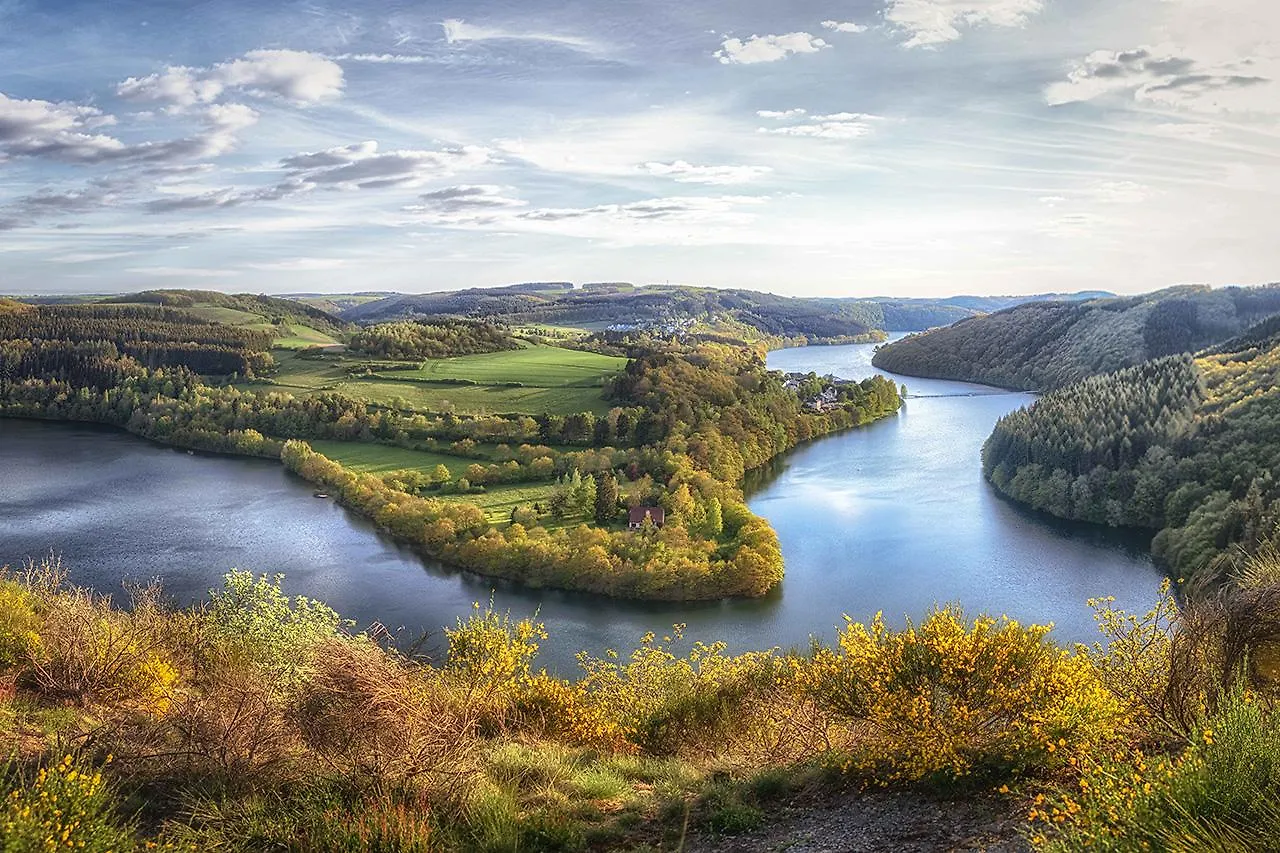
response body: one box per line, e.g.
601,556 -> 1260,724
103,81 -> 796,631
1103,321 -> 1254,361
0,0 -> 1276,297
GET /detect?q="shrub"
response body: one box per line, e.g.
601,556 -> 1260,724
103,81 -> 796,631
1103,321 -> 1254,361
0,579 -> 41,674
26,587 -> 178,714
294,637 -> 482,800
1031,690 -> 1280,852
578,628 -> 791,760
0,754 -> 140,852
807,607 -> 1124,786
206,571 -> 346,687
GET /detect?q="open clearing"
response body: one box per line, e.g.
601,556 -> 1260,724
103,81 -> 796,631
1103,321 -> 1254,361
256,346 -> 620,416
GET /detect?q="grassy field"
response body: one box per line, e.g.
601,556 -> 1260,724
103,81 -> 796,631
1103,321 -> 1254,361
308,439 -> 562,523
256,346 -> 620,416
307,441 -> 474,478
376,344 -> 625,387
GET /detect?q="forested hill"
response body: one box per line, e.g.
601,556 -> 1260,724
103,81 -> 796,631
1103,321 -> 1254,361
872,284 -> 1280,391
337,283 -> 1109,338
982,320 -> 1280,585
102,289 -> 351,336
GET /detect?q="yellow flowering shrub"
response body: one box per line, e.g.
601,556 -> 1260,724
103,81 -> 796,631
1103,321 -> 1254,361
1031,689 -> 1280,852
1,754 -> 134,852
0,579 -> 42,674
807,607 -> 1125,785
509,672 -> 631,752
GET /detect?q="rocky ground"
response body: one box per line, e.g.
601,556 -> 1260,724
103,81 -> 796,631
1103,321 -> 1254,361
689,787 -> 1031,853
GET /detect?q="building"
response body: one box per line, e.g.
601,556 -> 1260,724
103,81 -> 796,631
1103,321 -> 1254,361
628,506 -> 666,530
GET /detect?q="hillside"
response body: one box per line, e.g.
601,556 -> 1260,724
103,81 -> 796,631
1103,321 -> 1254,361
873,284 -> 1280,391
982,318 -> 1280,584
336,284 -> 1113,339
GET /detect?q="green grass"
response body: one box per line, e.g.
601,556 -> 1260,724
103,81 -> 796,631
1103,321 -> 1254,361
307,441 -> 474,478
255,347 -> 618,416
377,345 -> 625,388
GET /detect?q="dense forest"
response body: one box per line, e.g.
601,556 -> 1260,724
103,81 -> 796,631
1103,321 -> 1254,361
873,284 -> 1280,391
347,319 -> 520,359
103,289 -> 351,336
0,294 -> 901,601
983,321 -> 1280,585
339,282 -> 1107,337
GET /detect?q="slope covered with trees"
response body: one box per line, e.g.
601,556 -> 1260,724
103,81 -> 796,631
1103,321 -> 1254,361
340,282 -> 1110,337
347,318 -> 520,359
874,284 -> 1280,391
983,323 -> 1280,584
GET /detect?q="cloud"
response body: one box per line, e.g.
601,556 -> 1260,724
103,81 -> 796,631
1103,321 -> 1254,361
1046,46 -> 1273,112
125,266 -> 238,278
641,160 -> 772,185
885,0 -> 1045,48
821,21 -> 868,34
117,49 -> 344,108
246,258 -> 347,271
757,111 -> 882,139
282,142 -> 493,190
1093,181 -> 1150,204
756,109 -> 807,119
404,185 -> 528,221
715,33 -> 828,65
0,92 -> 125,162
441,19 -> 598,52
0,92 -> 257,167
518,195 -> 763,224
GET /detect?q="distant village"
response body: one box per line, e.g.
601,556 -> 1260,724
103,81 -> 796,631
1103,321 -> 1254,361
782,372 -> 857,412
605,317 -> 697,336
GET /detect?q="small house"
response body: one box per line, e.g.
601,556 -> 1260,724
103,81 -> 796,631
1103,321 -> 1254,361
628,506 -> 665,530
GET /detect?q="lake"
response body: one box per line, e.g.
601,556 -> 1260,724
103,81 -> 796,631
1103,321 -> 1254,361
0,340 -> 1164,673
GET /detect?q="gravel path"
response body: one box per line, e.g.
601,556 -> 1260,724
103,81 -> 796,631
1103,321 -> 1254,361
688,788 -> 1031,853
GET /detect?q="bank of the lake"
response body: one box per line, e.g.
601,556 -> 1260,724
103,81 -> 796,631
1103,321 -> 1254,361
0,340 -> 1164,674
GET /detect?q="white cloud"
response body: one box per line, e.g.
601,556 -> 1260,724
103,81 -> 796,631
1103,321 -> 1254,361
282,142 -> 493,189
125,266 -> 239,278
756,109 -> 807,119
758,111 -> 882,139
885,0 -> 1045,48
1046,46 -> 1274,112
405,185 -> 528,222
246,258 -> 348,271
1093,181 -> 1151,204
641,160 -> 772,185
441,18 -> 598,52
715,33 -> 828,65
117,49 -> 344,108
821,21 -> 868,34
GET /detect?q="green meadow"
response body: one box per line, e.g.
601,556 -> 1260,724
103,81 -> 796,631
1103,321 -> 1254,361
259,345 -> 621,416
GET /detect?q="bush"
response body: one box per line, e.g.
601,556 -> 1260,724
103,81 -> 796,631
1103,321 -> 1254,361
26,587 -> 178,714
206,571 -> 346,687
806,607 -> 1124,786
0,755 -> 141,852
1031,690 -> 1280,852
0,579 -> 41,674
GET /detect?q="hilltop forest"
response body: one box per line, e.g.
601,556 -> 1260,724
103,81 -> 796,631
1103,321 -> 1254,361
873,284 -> 1280,391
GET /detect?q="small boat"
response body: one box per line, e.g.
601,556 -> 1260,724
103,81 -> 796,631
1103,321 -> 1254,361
187,450 -> 194,455
313,492 -> 330,499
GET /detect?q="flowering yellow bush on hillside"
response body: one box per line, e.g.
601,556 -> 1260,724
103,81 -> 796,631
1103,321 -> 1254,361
805,606 -> 1125,785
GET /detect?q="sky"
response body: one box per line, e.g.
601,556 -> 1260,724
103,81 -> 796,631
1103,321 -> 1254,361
0,0 -> 1277,298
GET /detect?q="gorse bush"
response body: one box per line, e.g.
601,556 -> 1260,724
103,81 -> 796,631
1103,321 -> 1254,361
0,754 -> 163,853
1031,689 -> 1280,852
3,564 -> 1280,850
805,607 -> 1125,786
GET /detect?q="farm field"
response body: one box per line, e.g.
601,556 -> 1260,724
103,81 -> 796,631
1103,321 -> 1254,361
257,346 -> 620,416
306,441 -> 474,478
375,344 -> 625,387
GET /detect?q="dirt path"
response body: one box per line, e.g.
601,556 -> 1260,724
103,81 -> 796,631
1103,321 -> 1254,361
688,788 -> 1031,853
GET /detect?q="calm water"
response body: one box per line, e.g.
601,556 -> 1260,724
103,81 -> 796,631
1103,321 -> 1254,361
0,340 -> 1163,673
